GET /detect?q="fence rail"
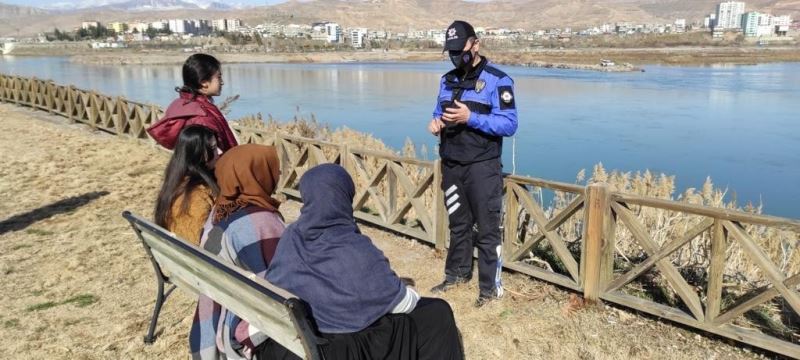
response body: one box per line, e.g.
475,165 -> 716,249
2,73 -> 798,358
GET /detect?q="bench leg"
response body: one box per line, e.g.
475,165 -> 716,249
143,280 -> 176,344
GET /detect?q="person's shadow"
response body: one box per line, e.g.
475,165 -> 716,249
0,191 -> 110,235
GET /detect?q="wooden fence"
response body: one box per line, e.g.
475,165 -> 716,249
2,73 -> 799,358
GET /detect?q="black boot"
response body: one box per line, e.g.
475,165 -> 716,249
430,277 -> 469,294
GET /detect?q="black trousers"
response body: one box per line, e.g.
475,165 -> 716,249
319,298 -> 464,360
441,158 -> 504,297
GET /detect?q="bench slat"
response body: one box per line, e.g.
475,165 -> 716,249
137,226 -> 309,358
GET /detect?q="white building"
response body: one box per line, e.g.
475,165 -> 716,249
772,15 -> 792,36
772,15 -> 792,26
225,19 -> 242,32
371,30 -> 388,39
129,22 -> 149,34
742,11 -> 775,37
674,19 -> 687,32
212,19 -> 227,32
716,1 -> 746,30
432,31 -> 445,46
168,19 -> 188,34
325,23 -> 342,43
191,19 -> 211,35
284,24 -> 305,37
704,13 -> 717,28
350,28 -> 367,48
81,21 -> 100,30
150,20 -> 168,31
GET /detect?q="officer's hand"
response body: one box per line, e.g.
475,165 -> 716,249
428,118 -> 445,136
442,100 -> 471,124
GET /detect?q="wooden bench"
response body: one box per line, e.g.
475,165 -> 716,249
122,211 -> 324,360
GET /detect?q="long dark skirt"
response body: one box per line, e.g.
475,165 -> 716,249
320,297 -> 464,360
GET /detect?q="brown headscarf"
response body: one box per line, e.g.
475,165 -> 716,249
213,144 -> 281,224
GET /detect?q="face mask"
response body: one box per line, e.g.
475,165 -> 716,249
449,44 -> 475,70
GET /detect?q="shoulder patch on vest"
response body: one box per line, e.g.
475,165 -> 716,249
498,86 -> 515,110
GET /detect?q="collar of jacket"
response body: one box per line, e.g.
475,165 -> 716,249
444,56 -> 488,89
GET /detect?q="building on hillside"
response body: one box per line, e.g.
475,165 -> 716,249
311,22 -> 327,33
704,13 -> 717,28
716,1 -> 746,30
742,12 -> 774,37
311,31 -> 329,42
432,31 -> 445,45
771,15 -> 792,26
191,19 -> 211,35
350,28 -> 368,48
283,24 -> 306,37
371,30 -> 388,39
325,23 -> 342,43
81,21 -> 100,30
109,22 -> 126,34
129,22 -> 149,34
771,15 -> 792,36
674,19 -> 687,32
212,19 -> 227,32
225,19 -> 242,32
168,19 -> 188,33
150,20 -> 168,31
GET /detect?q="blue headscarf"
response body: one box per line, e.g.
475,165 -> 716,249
266,164 -> 406,333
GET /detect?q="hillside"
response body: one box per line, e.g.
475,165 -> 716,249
0,0 -> 798,37
0,3 -> 48,20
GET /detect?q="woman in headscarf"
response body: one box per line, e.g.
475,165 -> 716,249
189,144 -> 295,360
267,164 -> 464,360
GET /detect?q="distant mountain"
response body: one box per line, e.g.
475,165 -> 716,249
0,2 -> 48,19
41,0 -> 235,11
118,0 -> 235,11
263,0 -> 798,30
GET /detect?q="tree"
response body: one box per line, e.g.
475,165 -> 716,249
146,27 -> 158,39
50,27 -> 74,41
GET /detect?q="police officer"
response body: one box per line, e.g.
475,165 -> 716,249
428,20 -> 518,307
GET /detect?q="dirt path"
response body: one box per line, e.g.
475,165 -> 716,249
0,103 -> 768,359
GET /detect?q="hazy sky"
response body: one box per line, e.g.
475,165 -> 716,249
4,0 -> 289,7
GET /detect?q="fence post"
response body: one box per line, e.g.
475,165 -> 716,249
13,77 -> 20,105
432,159 -> 448,250
115,97 -> 126,136
46,82 -> 54,114
339,143 -> 352,176
503,178 -> 519,259
582,182 -> 611,305
387,162 -> 397,217
705,220 -> 726,323
88,91 -> 98,130
66,86 -> 75,123
275,132 -> 290,190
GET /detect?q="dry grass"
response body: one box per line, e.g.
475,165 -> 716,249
514,163 -> 800,343
488,47 -> 800,67
0,104 -> 770,359
235,111 -> 799,348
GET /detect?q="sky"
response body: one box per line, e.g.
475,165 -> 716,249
3,0 -> 289,8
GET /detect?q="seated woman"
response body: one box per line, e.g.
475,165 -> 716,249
267,164 -> 464,360
189,144 -> 292,360
154,125 -> 220,246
